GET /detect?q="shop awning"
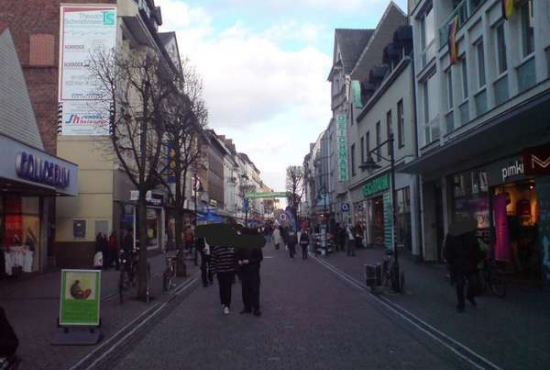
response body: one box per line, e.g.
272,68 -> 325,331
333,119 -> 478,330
399,85 -> 550,178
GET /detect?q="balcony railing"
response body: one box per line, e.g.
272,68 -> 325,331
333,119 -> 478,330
439,0 -> 488,48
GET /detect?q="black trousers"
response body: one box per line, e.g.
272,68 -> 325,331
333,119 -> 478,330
454,270 -> 479,308
289,244 -> 296,258
201,254 -> 213,284
241,268 -> 260,311
217,272 -> 234,307
301,244 -> 308,259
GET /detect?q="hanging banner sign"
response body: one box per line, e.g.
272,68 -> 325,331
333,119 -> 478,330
60,101 -> 110,136
59,269 -> 101,326
337,114 -> 349,182
245,192 -> 288,199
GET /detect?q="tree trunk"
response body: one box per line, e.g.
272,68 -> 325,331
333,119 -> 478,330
137,193 -> 149,301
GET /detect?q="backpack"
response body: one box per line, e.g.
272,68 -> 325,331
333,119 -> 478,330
0,307 -> 19,357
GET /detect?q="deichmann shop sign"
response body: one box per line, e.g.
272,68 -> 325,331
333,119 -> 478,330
337,114 -> 349,182
362,173 -> 390,198
15,152 -> 71,189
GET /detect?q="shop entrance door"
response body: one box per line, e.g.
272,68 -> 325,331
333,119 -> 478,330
434,183 -> 445,263
369,196 -> 385,246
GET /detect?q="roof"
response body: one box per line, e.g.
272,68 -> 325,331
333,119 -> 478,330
350,2 -> 407,82
158,31 -> 175,46
334,29 -> 374,74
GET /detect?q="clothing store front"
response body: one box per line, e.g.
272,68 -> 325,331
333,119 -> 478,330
120,192 -> 165,251
449,152 -> 546,284
0,135 -> 78,276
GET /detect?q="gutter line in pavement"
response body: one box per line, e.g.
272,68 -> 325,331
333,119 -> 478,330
313,256 -> 505,370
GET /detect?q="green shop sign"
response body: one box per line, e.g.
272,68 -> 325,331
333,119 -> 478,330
245,192 -> 289,199
59,269 -> 101,326
362,173 -> 390,197
337,114 -> 348,182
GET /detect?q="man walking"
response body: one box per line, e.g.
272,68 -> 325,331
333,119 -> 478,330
345,224 -> 356,256
287,227 -> 298,258
198,237 -> 214,287
211,245 -> 237,315
444,217 -> 483,313
237,235 -> 263,317
299,230 -> 310,259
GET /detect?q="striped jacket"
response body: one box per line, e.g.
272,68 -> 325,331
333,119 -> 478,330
211,246 -> 237,274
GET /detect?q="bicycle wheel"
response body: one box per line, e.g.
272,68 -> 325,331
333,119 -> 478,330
491,273 -> 507,298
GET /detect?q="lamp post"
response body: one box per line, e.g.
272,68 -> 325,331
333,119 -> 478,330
359,133 -> 401,293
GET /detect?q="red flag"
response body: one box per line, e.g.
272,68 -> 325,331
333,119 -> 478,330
448,16 -> 460,65
502,0 -> 514,20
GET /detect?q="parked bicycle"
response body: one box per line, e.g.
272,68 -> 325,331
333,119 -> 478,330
0,355 -> 20,370
381,250 -> 405,293
162,249 -> 179,292
478,258 -> 506,298
119,247 -> 151,303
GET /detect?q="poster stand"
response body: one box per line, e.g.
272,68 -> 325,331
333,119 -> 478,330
50,269 -> 103,346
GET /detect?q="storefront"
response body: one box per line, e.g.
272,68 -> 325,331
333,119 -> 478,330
0,134 -> 78,276
352,172 -> 414,251
449,151 -> 547,284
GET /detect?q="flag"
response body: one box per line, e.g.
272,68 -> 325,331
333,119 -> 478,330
502,0 -> 514,20
448,16 -> 460,65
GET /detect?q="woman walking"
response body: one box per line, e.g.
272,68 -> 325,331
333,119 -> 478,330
299,230 -> 310,259
273,226 -> 283,251
211,245 -> 237,315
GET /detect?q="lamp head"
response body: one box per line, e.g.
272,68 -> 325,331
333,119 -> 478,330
359,154 -> 381,172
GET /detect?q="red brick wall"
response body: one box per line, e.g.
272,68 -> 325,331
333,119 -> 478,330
0,0 -> 116,154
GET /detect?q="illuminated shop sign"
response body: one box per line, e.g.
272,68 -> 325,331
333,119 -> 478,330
15,152 -> 71,189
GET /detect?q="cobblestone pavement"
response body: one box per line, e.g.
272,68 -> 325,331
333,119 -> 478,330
108,245 -> 483,370
0,253 -> 199,370
321,247 -> 550,370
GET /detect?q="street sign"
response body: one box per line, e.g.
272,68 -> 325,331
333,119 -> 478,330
341,203 -> 350,212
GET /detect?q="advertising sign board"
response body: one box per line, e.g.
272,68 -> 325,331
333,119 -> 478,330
59,5 -> 117,136
336,114 -> 349,182
59,269 -> 101,326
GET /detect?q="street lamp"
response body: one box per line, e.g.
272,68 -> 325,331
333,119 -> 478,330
359,133 -> 402,293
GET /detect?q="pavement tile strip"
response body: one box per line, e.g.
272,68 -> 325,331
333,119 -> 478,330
313,256 -> 504,370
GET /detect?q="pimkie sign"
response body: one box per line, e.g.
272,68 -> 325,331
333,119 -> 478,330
523,144 -> 550,176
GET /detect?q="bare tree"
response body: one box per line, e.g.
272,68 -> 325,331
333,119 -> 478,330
286,165 -> 304,231
155,60 -> 208,274
92,50 -> 178,300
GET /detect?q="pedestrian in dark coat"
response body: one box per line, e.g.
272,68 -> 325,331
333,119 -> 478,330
299,230 -> 310,259
108,231 -> 119,270
287,228 -> 298,258
444,218 -> 483,312
237,243 -> 263,316
211,245 -> 237,315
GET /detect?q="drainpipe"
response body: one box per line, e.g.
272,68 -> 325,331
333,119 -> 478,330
409,53 -> 424,262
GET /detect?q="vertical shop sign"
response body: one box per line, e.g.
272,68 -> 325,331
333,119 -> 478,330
337,114 -> 349,182
59,269 -> 101,326
58,5 -> 117,135
536,176 -> 550,288
493,193 -> 511,261
383,192 -> 393,251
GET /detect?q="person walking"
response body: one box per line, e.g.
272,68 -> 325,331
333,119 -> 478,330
345,224 -> 356,256
287,227 -> 298,258
444,218 -> 483,313
237,234 -> 263,316
211,245 -> 237,315
353,222 -> 364,250
108,231 -> 119,270
299,229 -> 310,259
273,226 -> 282,251
198,237 -> 214,287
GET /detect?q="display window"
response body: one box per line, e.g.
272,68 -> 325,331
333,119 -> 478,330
367,195 -> 385,246
396,187 -> 412,250
1,195 -> 41,276
493,180 -> 540,280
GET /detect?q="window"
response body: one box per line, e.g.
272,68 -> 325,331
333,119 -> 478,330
351,144 -> 356,177
386,110 -> 393,157
521,0 -> 534,57
397,100 -> 404,148
495,23 -> 508,75
366,131 -> 371,158
446,69 -> 454,109
421,6 -> 435,49
476,41 -> 486,88
360,136 -> 365,165
375,122 -> 381,162
29,34 -> 55,66
461,56 -> 469,100
423,73 -> 440,144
